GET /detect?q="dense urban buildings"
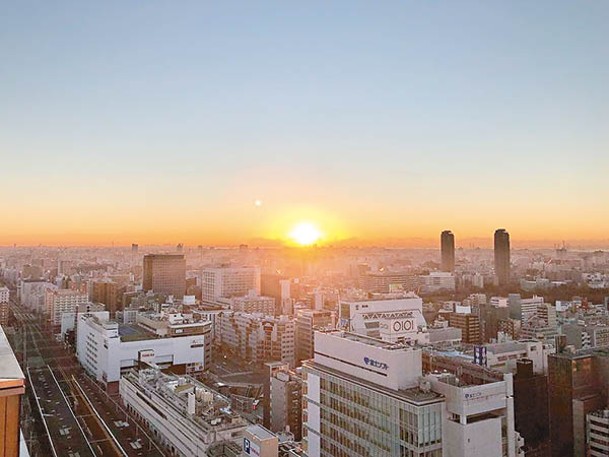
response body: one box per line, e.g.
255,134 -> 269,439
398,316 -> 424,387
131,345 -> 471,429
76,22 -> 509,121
2,238 -> 609,457
143,254 -> 186,298
3,1 -> 608,455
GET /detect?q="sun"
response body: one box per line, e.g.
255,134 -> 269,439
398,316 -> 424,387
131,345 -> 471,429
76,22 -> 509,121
289,222 -> 322,246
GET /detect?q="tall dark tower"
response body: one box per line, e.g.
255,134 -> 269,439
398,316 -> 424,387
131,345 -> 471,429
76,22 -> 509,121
440,230 -> 455,272
494,229 -> 510,286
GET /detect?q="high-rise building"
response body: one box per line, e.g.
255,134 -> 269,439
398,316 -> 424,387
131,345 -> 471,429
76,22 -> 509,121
202,266 -> 260,304
295,309 -> 335,364
440,230 -> 455,272
494,229 -> 511,286
143,254 -> 186,298
217,292 -> 276,315
0,286 -> 9,304
359,271 -> 417,293
0,325 -> 25,457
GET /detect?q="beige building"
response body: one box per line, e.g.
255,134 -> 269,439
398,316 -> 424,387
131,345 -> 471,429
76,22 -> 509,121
217,312 -> 295,367
202,266 -> 260,304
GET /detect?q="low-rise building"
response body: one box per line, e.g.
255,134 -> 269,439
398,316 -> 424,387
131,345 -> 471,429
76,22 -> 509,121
217,293 -> 276,315
76,313 -> 211,390
120,368 -> 248,456
420,272 -> 456,293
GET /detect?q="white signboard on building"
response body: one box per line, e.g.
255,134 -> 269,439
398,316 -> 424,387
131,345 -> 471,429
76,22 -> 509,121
138,349 -> 155,364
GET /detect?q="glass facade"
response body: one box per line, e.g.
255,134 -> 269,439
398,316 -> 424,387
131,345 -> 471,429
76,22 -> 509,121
306,368 -> 443,457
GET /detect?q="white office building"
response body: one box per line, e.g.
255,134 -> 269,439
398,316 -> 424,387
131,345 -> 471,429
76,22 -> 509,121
303,330 -> 523,457
424,372 -> 520,457
76,314 -> 211,389
303,331 -> 443,457
484,340 -> 554,375
201,266 -> 260,304
420,272 -> 456,293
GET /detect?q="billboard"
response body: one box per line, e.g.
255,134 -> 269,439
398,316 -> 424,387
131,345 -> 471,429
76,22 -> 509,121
380,318 -> 416,334
138,349 -> 155,364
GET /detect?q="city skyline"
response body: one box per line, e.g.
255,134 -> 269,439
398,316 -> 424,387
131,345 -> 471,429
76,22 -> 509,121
2,1 -> 608,247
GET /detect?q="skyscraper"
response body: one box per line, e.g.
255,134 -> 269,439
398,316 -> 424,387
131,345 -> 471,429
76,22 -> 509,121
142,254 -> 186,298
494,229 -> 510,286
440,230 -> 455,272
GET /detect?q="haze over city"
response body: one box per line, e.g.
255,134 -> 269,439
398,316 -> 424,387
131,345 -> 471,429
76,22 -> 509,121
2,1 -> 608,247
2,3 -> 609,457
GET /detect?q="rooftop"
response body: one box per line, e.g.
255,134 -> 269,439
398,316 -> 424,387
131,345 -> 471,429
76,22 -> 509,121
304,360 -> 443,406
0,326 -> 25,383
323,330 -> 418,351
118,324 -> 158,342
246,424 -> 276,441
124,369 -> 247,433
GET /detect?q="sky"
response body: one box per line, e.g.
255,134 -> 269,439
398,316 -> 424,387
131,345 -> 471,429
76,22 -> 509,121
1,1 -> 608,247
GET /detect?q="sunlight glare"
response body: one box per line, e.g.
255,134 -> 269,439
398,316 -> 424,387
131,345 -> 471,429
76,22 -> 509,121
289,222 -> 322,246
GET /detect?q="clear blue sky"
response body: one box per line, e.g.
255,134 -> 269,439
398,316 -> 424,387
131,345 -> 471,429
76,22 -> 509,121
1,1 -> 608,245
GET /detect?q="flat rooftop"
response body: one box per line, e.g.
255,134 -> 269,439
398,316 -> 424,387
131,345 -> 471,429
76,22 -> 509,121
246,424 -> 276,441
118,324 -> 158,342
304,361 -> 443,406
325,331 -> 417,351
